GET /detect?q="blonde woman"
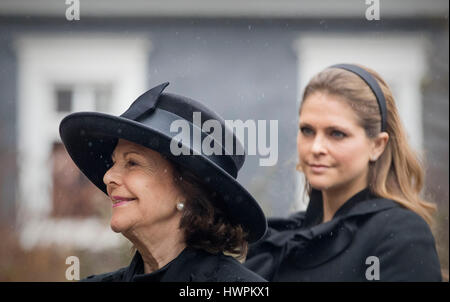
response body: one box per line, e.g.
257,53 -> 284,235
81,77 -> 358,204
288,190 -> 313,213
245,64 -> 442,281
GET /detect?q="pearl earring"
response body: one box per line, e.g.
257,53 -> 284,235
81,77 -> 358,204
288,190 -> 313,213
176,202 -> 185,211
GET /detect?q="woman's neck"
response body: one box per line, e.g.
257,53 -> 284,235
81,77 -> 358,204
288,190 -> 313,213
123,222 -> 186,274
321,178 -> 368,223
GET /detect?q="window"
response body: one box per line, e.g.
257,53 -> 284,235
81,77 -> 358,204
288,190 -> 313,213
51,84 -> 114,218
15,34 -> 150,250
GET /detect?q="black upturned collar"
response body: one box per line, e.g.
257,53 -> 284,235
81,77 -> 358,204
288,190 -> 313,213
124,249 -> 175,282
302,188 -> 376,228
124,247 -> 199,282
122,247 -> 234,282
260,187 -> 400,269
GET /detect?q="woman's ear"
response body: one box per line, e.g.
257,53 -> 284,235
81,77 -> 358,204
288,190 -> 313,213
370,132 -> 389,162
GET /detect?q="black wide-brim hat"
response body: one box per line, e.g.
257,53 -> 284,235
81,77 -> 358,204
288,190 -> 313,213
59,82 -> 267,243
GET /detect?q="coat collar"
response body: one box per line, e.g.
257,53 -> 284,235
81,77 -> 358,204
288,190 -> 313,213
123,247 -> 224,282
302,188 -> 380,228
123,248 -> 174,282
263,188 -> 400,269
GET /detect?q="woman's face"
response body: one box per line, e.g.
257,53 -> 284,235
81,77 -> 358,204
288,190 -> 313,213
103,139 -> 184,235
297,92 -> 378,194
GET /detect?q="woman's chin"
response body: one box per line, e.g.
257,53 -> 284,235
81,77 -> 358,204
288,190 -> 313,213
308,178 -> 334,191
110,223 -> 122,233
110,218 -> 130,233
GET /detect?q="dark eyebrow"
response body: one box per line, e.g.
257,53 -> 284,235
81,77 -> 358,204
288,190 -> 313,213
299,122 -> 312,127
299,122 -> 351,133
326,125 -> 352,133
111,151 -> 142,160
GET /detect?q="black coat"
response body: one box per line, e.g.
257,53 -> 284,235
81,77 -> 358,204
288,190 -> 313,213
81,247 -> 266,282
245,189 -> 442,282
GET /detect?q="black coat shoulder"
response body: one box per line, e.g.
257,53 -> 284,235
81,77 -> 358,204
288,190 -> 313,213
190,252 -> 266,282
245,197 -> 442,282
360,205 -> 441,281
80,248 -> 266,282
80,267 -> 127,282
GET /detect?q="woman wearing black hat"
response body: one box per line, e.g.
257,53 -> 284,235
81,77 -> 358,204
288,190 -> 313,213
244,64 -> 442,281
59,83 -> 267,282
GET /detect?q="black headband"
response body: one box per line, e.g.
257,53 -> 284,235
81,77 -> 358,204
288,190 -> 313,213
330,64 -> 387,132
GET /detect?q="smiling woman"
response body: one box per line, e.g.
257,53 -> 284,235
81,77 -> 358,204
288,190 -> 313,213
245,64 -> 442,282
59,83 -> 267,282
104,140 -> 185,247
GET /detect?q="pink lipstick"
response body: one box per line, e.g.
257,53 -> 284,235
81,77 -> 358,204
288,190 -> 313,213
309,164 -> 329,173
111,196 -> 136,208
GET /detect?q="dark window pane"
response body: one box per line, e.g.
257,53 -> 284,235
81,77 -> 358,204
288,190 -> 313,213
56,89 -> 72,112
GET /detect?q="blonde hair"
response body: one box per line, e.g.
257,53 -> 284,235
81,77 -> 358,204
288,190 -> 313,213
298,64 -> 436,226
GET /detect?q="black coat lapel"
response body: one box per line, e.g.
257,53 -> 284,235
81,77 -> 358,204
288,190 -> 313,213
288,197 -> 400,269
258,189 -> 400,270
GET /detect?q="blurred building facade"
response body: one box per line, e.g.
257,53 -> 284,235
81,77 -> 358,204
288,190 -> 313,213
0,0 -> 448,278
